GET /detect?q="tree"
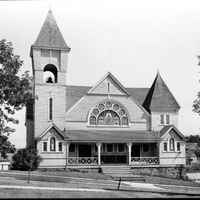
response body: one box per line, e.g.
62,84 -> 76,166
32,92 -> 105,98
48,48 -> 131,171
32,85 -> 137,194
11,147 -> 42,170
0,39 -> 34,158
193,56 -> 200,115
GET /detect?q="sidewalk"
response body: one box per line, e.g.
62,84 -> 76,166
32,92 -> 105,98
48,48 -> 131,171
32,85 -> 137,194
123,181 -> 200,196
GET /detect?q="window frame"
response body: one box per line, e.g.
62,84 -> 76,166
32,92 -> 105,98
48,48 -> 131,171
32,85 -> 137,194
163,142 -> 168,152
58,142 -> 63,152
88,101 -> 129,127
176,142 -> 181,152
106,144 -> 114,153
48,97 -> 53,121
50,137 -> 56,152
117,144 -> 125,153
169,137 -> 175,151
42,141 -> 48,152
159,114 -> 171,126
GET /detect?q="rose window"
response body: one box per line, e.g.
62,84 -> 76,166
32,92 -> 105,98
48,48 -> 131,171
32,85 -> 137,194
89,101 -> 129,126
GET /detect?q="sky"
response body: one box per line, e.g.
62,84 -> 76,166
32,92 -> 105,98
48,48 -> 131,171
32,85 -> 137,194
1,0 -> 200,148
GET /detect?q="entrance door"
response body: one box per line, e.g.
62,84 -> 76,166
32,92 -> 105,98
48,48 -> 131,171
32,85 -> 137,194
131,144 -> 140,157
79,145 -> 92,157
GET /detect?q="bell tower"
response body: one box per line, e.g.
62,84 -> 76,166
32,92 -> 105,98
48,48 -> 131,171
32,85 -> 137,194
30,9 -> 70,140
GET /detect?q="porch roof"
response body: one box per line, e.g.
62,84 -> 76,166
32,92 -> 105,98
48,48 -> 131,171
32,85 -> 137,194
63,130 -> 160,142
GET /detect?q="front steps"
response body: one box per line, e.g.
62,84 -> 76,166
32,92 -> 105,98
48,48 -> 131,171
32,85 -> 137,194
101,165 -> 133,176
101,165 -> 145,181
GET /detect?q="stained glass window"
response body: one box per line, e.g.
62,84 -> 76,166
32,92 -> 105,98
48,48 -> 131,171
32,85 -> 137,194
169,137 -> 175,151
50,137 -> 56,151
90,116 -> 96,125
122,117 -> 128,125
89,101 -> 129,127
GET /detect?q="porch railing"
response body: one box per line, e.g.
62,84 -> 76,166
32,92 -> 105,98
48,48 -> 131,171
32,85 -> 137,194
131,157 -> 159,165
68,157 -> 98,165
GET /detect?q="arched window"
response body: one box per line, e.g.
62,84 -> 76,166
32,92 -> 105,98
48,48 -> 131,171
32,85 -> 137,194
169,137 -> 175,151
89,101 -> 129,127
50,137 -> 56,151
43,64 -> 58,83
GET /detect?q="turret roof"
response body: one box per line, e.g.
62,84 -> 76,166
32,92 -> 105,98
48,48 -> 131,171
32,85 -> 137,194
143,72 -> 181,112
32,9 -> 70,50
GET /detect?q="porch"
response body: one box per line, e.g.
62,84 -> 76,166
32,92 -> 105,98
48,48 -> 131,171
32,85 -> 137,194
66,142 -> 159,167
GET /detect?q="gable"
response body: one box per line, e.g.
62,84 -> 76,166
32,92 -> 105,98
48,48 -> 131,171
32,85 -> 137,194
160,125 -> 185,141
66,73 -> 150,122
89,75 -> 128,95
41,127 -> 64,140
35,124 -> 67,140
163,129 -> 182,141
87,72 -> 131,96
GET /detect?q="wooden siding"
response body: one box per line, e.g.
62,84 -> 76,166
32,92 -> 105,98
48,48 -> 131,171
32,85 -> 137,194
159,130 -> 186,165
34,85 -> 66,138
151,112 -> 178,131
90,76 -> 127,95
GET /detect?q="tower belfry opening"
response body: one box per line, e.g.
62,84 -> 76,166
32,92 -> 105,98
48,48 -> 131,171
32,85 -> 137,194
43,64 -> 58,83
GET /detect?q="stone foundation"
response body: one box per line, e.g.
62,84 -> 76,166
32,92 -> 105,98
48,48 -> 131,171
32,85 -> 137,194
131,165 -> 188,180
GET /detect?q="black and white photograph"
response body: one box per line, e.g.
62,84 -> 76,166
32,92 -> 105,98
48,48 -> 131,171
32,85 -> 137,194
0,0 -> 200,198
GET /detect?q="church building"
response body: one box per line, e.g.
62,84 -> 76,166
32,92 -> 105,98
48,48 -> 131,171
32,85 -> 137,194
26,10 -> 186,170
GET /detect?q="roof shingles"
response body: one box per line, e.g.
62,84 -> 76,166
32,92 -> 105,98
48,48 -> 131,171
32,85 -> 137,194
143,72 -> 181,112
63,130 -> 160,142
32,9 -> 70,50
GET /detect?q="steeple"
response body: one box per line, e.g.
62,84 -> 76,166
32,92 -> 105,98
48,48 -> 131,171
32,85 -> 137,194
143,72 -> 181,112
32,9 -> 70,50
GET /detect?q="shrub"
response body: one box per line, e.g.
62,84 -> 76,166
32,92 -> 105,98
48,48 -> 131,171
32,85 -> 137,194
187,162 -> 200,172
194,149 -> 200,157
11,147 -> 42,170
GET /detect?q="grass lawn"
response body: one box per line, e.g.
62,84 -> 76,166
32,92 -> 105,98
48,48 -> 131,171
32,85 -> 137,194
0,170 -> 200,198
1,170 -> 200,187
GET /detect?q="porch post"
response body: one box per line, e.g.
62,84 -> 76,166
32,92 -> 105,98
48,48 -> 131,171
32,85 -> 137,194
127,142 -> 132,165
96,142 -> 102,166
66,142 -> 70,168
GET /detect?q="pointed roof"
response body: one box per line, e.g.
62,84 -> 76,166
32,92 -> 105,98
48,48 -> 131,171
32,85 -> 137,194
143,72 -> 181,112
32,9 -> 70,50
87,71 -> 130,95
35,123 -> 68,140
160,125 -> 185,139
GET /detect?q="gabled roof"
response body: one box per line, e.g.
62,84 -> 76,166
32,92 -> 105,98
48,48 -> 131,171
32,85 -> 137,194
63,130 -> 160,142
65,85 -> 150,112
160,125 -> 185,139
126,88 -> 150,106
66,85 -> 91,112
35,123 -> 67,140
143,72 -> 181,112
87,72 -> 130,95
31,9 -> 70,50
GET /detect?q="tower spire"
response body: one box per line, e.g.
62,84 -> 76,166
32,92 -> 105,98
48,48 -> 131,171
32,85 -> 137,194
31,10 -> 70,51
